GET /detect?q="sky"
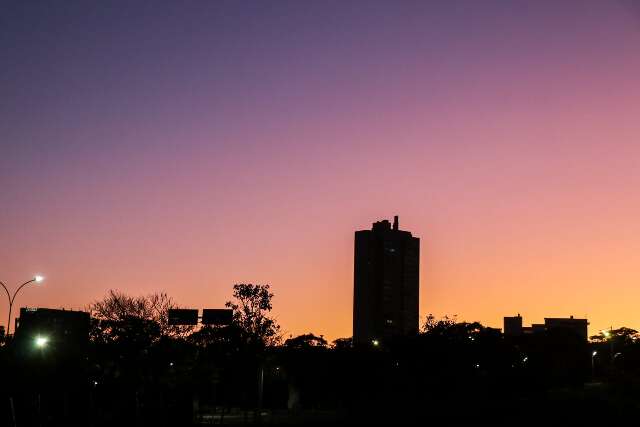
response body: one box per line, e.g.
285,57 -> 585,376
2,0 -> 640,340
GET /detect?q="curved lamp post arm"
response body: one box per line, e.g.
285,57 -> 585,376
3,278 -> 37,336
0,281 -> 10,304
10,279 -> 36,307
0,281 -> 11,337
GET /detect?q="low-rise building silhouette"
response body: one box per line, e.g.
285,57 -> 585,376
353,216 -> 420,345
14,307 -> 90,358
504,314 -> 588,340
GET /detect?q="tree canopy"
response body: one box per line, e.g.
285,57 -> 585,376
284,333 -> 328,349
225,283 -> 281,348
88,289 -> 188,345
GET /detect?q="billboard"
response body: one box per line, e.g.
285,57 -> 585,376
202,309 -> 233,326
168,309 -> 199,325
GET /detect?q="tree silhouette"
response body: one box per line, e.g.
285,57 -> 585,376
590,327 -> 640,345
422,314 -> 457,335
89,289 -> 189,345
284,333 -> 328,349
225,283 -> 281,348
331,337 -> 353,350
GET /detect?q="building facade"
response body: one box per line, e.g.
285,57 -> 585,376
353,216 -> 420,345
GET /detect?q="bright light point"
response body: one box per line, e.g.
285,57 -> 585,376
35,336 -> 49,348
34,275 -> 45,283
372,339 -> 379,346
592,351 -> 598,356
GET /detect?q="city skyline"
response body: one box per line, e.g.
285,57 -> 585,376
0,213 -> 630,341
3,0 -> 640,340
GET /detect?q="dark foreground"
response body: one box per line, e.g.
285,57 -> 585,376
4,381 -> 640,426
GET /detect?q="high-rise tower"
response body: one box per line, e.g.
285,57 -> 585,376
353,216 -> 420,345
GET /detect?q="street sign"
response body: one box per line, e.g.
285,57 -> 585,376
202,309 -> 233,326
168,309 -> 199,325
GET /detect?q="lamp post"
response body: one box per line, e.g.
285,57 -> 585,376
0,275 -> 44,336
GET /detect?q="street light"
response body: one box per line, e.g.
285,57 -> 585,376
34,335 -> 49,348
602,327 -> 614,364
0,275 -> 45,336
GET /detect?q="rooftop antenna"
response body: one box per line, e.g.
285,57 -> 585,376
393,215 -> 399,230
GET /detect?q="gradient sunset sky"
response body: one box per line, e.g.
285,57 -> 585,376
2,0 -> 640,340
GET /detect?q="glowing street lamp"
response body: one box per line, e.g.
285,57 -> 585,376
371,339 -> 380,347
0,275 -> 45,336
602,327 -> 615,363
34,335 -> 49,348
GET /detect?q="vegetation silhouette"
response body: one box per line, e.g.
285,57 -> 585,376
3,285 -> 640,425
225,283 -> 281,349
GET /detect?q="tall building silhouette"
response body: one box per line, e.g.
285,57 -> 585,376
353,216 -> 420,345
